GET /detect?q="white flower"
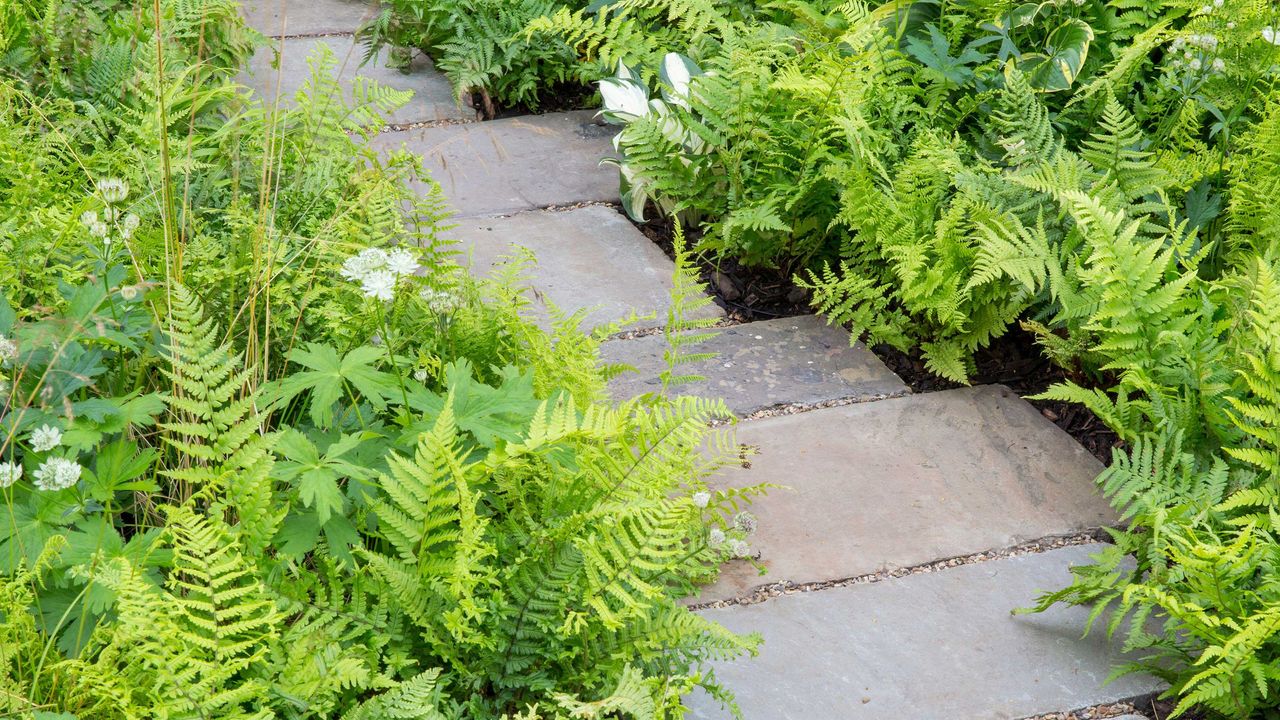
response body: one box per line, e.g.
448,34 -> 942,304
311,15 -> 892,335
1212,58 -> 1226,72
340,248 -> 390,283
419,287 -> 460,313
1227,21 -> 1236,29
80,210 -> 99,229
734,511 -> 758,535
1198,4 -> 1211,13
120,285 -> 140,301
729,539 -> 751,558
96,177 -> 129,204
0,461 -> 21,488
413,369 -> 429,383
1190,58 -> 1202,70
121,213 -> 140,239
691,491 -> 711,508
707,528 -> 725,548
360,269 -> 397,301
1264,27 -> 1279,46
29,425 -> 62,452
33,457 -> 81,491
386,248 -> 419,276
0,334 -> 16,365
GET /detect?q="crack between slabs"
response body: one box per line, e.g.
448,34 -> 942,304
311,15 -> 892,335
689,529 -> 1110,611
1016,696 -> 1159,720
266,29 -> 358,40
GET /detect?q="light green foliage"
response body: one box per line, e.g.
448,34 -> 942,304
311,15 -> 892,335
1,5 -> 761,720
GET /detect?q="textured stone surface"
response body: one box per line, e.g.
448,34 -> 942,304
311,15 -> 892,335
241,0 -> 377,36
600,316 -> 907,414
448,206 -> 722,331
243,36 -> 466,125
373,111 -> 618,216
687,545 -> 1163,719
700,385 -> 1111,601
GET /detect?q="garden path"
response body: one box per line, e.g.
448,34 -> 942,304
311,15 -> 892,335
242,3 -> 1164,717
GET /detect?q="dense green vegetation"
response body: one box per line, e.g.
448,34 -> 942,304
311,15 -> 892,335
0,2 -> 763,718
370,0 -> 1280,717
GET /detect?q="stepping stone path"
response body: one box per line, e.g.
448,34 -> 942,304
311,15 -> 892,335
242,3 -> 1165,717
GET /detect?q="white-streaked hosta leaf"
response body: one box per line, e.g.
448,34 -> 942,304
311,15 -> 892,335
598,77 -> 650,122
659,53 -> 703,109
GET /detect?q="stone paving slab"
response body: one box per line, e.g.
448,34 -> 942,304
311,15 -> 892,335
448,206 -> 722,331
700,385 -> 1112,602
373,111 -> 618,217
243,36 -> 466,125
600,316 -> 907,415
687,544 -> 1162,719
242,0 -> 377,37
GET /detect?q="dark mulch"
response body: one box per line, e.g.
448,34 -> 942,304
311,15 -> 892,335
632,215 -> 1122,463
466,83 -> 597,121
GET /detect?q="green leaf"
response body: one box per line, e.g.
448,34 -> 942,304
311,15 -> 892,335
1017,19 -> 1094,92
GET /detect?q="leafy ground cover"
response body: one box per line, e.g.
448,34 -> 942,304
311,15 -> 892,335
0,2 -> 765,718
370,0 -> 1280,717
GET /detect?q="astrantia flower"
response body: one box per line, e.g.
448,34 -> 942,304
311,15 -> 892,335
413,368 -> 429,383
692,491 -> 711,508
1212,58 -> 1226,72
120,285 -> 140,301
33,457 -> 81,491
733,511 -> 758,535
707,528 -> 726,548
386,248 -> 419,276
96,177 -> 129,204
0,334 -> 16,365
0,461 -> 21,489
340,248 -> 390,283
121,213 -> 140,239
729,539 -> 751,558
80,210 -> 99,228
360,270 -> 397,301
419,287 -> 460,313
30,425 -> 62,452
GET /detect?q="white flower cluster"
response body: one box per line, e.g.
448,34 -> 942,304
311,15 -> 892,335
0,461 -> 21,489
1169,32 -> 1227,75
33,457 -> 81,491
419,287 -> 461,314
80,177 -> 140,247
340,247 -> 420,301
30,424 -> 62,452
707,510 -> 760,559
0,333 -> 17,366
691,491 -> 711,508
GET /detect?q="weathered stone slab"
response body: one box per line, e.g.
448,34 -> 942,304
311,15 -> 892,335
448,206 -> 722,331
243,36 -> 466,125
242,0 -> 377,37
701,385 -> 1111,601
687,545 -> 1163,719
600,316 -> 907,414
372,111 -> 618,217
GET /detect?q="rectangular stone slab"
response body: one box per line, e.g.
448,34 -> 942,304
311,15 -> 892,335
600,316 -> 907,415
687,545 -> 1163,719
241,0 -> 378,36
447,206 -> 722,331
700,385 -> 1112,601
372,111 -> 619,217
243,36 -> 466,125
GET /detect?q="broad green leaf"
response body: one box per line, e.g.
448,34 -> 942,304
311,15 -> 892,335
1018,19 -> 1094,92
